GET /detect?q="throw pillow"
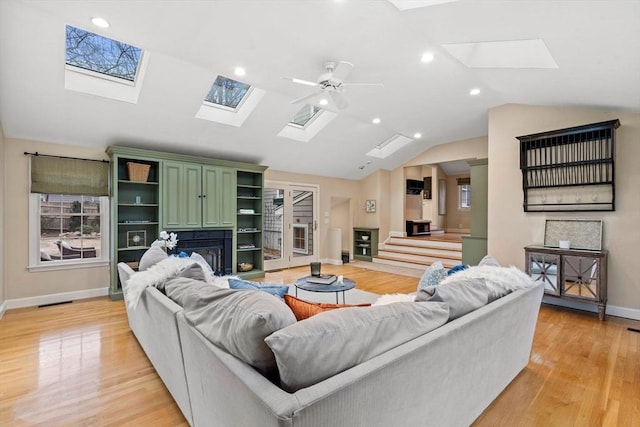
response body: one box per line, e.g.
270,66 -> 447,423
415,278 -> 490,320
265,301 -> 450,392
417,261 -> 447,291
371,293 -> 416,306
228,278 -> 289,299
284,294 -> 371,321
165,277 -> 296,378
440,265 -> 535,302
138,246 -> 168,271
177,262 -> 207,283
478,255 -> 501,267
189,252 -> 216,283
447,263 -> 469,276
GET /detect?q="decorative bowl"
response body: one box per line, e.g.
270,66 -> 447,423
361,235 -> 369,241
238,262 -> 254,272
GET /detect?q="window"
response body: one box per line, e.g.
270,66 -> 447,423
30,194 -> 109,269
292,224 -> 309,255
205,76 -> 252,110
65,25 -> 142,82
289,105 -> 321,128
458,184 -> 471,210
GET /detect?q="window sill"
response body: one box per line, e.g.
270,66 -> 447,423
28,259 -> 110,272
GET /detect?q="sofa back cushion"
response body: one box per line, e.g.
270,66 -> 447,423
415,278 -> 489,320
165,277 -> 296,378
265,301 -> 449,392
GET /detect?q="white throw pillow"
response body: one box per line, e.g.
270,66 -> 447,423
138,246 -> 168,271
372,293 -> 416,306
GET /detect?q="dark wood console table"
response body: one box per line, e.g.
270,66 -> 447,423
524,245 -> 608,320
406,219 -> 431,236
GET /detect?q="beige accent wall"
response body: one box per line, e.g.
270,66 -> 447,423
0,123 -> 5,309
265,169 -> 360,260
488,104 -> 640,313
4,138 -> 110,300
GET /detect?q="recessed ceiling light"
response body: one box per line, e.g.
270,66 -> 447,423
469,88 -> 481,96
372,118 -> 381,124
319,98 -> 328,106
413,132 -> 422,139
420,52 -> 434,63
234,67 -> 246,77
91,17 -> 110,28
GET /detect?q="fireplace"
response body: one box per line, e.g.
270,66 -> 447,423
174,230 -> 233,276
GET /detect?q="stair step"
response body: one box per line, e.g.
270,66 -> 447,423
373,255 -> 458,269
377,250 -> 461,265
386,237 -> 462,251
378,246 -> 462,262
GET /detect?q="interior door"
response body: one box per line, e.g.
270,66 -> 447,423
263,183 -> 318,271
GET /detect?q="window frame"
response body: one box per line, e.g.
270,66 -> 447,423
288,104 -> 323,129
28,194 -> 110,271
458,183 -> 471,211
292,223 -> 309,255
203,76 -> 253,111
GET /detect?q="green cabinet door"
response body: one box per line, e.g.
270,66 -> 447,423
163,162 -> 235,229
183,163 -> 203,227
162,161 -> 183,228
162,161 -> 202,229
202,166 -> 236,227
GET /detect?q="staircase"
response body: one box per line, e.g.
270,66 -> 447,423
373,234 -> 462,270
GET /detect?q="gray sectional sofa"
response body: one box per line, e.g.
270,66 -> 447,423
117,263 -> 544,427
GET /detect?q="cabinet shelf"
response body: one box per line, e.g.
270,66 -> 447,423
237,196 -> 261,200
118,246 -> 152,252
353,228 -> 378,262
237,247 -> 261,252
118,180 -> 159,185
118,203 -> 159,207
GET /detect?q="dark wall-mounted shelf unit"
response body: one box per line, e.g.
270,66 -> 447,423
517,119 -> 620,212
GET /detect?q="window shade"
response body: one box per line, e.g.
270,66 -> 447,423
30,156 -> 109,196
457,177 -> 471,186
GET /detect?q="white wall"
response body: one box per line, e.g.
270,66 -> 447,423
488,104 -> 640,317
0,123 -> 5,316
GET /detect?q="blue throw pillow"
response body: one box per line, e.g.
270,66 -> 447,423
447,263 -> 469,276
417,262 -> 447,291
228,278 -> 289,299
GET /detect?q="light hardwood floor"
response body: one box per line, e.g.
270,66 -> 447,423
1,264 -> 638,426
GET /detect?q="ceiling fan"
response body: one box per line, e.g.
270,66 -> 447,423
284,61 -> 383,110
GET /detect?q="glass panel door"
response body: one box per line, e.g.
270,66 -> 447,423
263,187 -> 286,271
263,183 -> 318,271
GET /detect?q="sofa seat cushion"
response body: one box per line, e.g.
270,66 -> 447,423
284,294 -> 371,321
265,301 -> 449,392
165,277 -> 296,377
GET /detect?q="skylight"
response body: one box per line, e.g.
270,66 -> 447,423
205,76 -> 251,110
65,25 -> 142,82
289,105 -> 321,128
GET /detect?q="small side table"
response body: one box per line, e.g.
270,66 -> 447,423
294,276 -> 355,304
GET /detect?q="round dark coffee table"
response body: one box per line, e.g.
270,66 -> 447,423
294,276 -> 355,304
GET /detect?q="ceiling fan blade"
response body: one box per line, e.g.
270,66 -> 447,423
330,92 -> 349,109
283,76 -> 318,87
332,61 -> 354,81
341,83 -> 385,88
291,91 -> 320,104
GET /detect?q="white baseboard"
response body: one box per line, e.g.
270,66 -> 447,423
0,301 -> 6,320
542,296 -> 640,320
5,287 -> 110,311
321,258 -> 344,265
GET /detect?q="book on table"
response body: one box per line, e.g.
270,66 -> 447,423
307,274 -> 337,285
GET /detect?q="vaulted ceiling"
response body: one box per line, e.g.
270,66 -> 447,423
1,0 -> 638,179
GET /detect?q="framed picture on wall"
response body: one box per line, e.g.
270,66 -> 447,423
365,200 -> 376,213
